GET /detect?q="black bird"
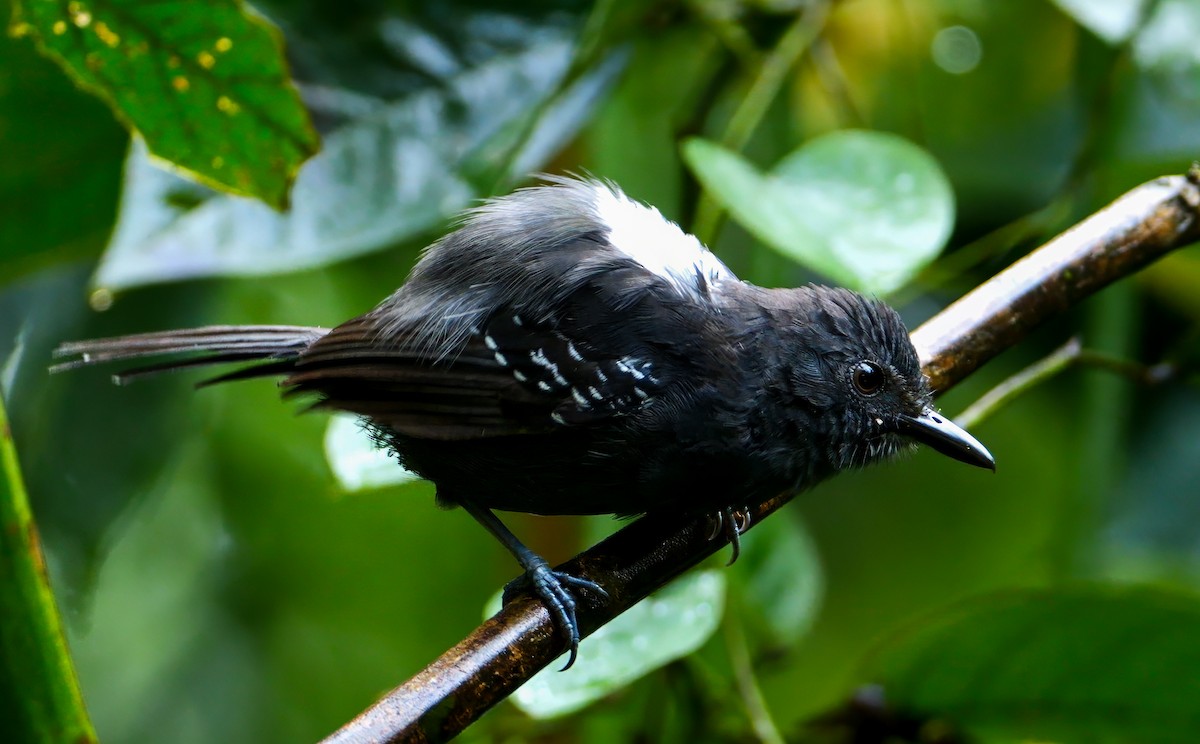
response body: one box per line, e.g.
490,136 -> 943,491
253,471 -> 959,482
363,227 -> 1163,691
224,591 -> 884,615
54,177 -> 994,668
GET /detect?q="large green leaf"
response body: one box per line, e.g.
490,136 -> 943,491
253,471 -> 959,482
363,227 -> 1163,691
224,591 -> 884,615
92,32 -> 621,290
506,570 -> 726,720
683,131 -> 954,295
11,0 -> 318,208
861,587 -> 1200,743
0,0 -> 125,282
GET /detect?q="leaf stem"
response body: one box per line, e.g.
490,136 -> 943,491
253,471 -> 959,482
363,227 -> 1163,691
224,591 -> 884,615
724,612 -> 785,744
0,398 -> 96,743
955,337 -> 1189,430
954,337 -> 1082,429
691,2 -> 829,246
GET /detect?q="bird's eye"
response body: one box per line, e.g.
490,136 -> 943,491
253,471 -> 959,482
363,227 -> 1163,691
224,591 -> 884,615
852,361 -> 885,396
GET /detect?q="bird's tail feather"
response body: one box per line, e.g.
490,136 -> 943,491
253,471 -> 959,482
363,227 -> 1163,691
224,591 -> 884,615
51,325 -> 329,385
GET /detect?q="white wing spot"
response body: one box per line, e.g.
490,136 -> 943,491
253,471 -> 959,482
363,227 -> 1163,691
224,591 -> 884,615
617,358 -> 646,381
550,412 -> 566,425
538,381 -> 552,392
530,349 -> 568,386
484,335 -> 498,350
512,315 -> 524,326
493,351 -> 508,366
634,387 -> 648,399
570,388 -> 591,408
513,370 -> 528,382
566,342 -> 584,362
588,386 -> 604,401
589,183 -> 735,301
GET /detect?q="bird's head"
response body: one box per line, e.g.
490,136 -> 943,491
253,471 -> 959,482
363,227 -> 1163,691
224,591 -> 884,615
769,286 -> 994,475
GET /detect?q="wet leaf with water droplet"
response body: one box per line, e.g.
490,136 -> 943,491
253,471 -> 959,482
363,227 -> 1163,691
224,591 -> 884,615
683,131 -> 954,295
323,414 -> 420,492
491,570 -> 726,719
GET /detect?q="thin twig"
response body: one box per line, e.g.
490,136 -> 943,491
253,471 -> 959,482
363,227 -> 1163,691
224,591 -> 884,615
686,0 -> 762,70
725,613 -> 785,744
807,37 -> 865,129
956,336 -> 1189,429
954,337 -> 1083,429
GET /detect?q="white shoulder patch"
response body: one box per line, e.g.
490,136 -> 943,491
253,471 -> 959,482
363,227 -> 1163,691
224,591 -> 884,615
588,183 -> 735,301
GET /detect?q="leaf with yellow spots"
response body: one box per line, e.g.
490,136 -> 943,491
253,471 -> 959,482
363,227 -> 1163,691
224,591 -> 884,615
10,0 -> 319,209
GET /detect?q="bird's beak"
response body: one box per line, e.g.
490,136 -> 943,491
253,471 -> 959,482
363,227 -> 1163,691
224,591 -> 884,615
896,408 -> 995,471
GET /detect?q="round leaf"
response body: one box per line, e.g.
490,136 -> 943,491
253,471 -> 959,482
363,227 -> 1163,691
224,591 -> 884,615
683,137 -> 848,285
684,131 -> 954,295
323,415 -> 419,493
503,570 -> 726,720
771,131 -> 954,295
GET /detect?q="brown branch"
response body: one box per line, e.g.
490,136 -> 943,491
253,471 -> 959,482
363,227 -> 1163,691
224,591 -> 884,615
321,169 -> 1200,744
911,171 -> 1200,391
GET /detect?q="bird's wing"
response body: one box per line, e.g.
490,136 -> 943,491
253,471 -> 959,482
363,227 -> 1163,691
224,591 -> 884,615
286,263 -> 736,441
287,179 -> 746,440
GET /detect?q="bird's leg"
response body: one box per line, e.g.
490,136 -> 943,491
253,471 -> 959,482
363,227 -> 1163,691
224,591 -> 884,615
705,506 -> 753,566
459,500 -> 607,670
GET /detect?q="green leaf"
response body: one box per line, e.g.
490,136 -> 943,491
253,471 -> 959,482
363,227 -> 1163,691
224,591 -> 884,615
683,131 -> 954,295
11,0 -> 319,208
683,137 -> 843,283
861,587 -> 1200,743
1,395 -> 97,743
730,513 -> 823,647
1132,0 -> 1200,72
92,32 -> 620,290
1050,0 -> 1149,44
323,414 -> 419,493
0,8 -> 125,282
503,570 -> 726,720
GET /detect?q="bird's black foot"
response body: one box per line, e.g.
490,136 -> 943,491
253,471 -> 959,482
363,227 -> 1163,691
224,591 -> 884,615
705,506 -> 752,566
503,559 -> 609,670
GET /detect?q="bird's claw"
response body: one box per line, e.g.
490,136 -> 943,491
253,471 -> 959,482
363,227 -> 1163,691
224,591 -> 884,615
705,506 -> 752,565
503,562 -> 608,670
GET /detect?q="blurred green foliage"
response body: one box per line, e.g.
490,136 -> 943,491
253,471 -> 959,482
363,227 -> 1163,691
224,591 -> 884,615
2,0 -> 1200,742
